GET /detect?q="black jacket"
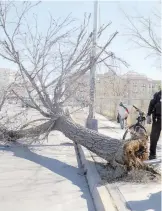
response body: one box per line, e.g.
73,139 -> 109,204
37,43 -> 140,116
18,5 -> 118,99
147,91 -> 161,118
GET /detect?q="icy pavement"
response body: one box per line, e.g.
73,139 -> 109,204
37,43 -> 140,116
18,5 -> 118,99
0,131 -> 95,211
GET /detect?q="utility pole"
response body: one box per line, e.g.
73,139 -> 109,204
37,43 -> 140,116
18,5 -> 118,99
86,0 -> 98,131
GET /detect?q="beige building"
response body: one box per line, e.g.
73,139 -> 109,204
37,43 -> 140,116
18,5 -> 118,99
96,71 -> 160,99
95,71 -> 161,118
0,68 -> 13,90
64,70 -> 161,108
65,73 -> 90,106
121,71 -> 160,99
0,68 -> 35,100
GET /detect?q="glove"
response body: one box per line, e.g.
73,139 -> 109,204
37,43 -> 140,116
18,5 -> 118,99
147,115 -> 151,124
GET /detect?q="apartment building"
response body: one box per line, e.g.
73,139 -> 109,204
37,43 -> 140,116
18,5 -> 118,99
0,68 -> 12,90
96,71 -> 161,99
122,71 -> 160,99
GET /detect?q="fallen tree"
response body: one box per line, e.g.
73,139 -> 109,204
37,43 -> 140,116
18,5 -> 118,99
0,1 -> 156,178
1,112 -> 150,177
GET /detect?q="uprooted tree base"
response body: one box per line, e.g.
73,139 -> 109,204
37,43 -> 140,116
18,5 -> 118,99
0,113 -> 159,179
96,161 -> 161,183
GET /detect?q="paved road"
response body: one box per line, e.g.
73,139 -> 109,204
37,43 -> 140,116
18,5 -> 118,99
0,107 -> 95,211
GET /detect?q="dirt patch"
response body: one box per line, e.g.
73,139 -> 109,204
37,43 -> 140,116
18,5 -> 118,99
95,162 -> 161,184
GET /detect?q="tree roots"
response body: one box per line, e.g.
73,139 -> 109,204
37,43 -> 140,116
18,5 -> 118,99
123,135 -> 149,170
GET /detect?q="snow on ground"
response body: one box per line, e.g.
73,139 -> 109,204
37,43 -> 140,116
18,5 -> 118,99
0,106 -> 95,211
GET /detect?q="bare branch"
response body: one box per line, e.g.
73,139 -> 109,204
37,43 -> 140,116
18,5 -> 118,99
123,8 -> 161,60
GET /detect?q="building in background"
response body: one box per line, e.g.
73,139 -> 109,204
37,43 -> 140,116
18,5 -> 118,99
64,73 -> 90,107
96,71 -> 160,99
0,67 -> 160,116
64,69 -> 160,112
95,71 -> 161,118
0,68 -> 33,100
0,68 -> 13,90
122,71 -> 160,99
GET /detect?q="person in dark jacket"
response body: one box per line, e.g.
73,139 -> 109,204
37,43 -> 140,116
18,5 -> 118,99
147,90 -> 161,160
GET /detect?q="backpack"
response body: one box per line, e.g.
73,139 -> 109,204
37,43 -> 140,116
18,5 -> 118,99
154,91 -> 161,116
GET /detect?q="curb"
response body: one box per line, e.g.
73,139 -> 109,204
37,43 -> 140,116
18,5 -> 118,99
77,144 -> 118,211
71,111 -> 131,211
72,110 -> 161,211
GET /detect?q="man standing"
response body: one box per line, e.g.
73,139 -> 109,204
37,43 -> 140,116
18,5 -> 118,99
117,102 -> 129,129
147,90 -> 161,160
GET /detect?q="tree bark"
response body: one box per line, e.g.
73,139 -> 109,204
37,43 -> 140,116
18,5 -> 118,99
55,115 -> 124,163
1,114 -> 150,178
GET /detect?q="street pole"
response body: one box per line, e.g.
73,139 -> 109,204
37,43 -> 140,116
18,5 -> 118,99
86,0 -> 98,131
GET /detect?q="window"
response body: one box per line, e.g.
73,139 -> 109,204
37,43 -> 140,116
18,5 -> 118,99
141,84 -> 146,92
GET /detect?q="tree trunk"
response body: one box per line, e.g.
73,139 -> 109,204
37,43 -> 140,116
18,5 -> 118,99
55,115 -> 151,177
1,114 -> 149,178
55,115 -> 123,162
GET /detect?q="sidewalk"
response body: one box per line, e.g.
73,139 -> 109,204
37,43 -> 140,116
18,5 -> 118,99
0,131 -> 95,211
97,113 -> 161,211
73,109 -> 161,211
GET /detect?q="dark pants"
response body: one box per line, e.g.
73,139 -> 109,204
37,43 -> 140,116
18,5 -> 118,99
150,118 -> 161,156
119,114 -> 125,129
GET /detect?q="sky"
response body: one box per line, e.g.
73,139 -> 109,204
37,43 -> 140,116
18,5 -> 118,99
0,1 -> 161,80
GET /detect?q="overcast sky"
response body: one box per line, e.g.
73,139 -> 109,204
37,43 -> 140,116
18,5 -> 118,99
0,1 -> 160,80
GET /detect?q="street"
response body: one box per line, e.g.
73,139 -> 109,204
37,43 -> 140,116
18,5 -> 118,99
0,105 -> 95,211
